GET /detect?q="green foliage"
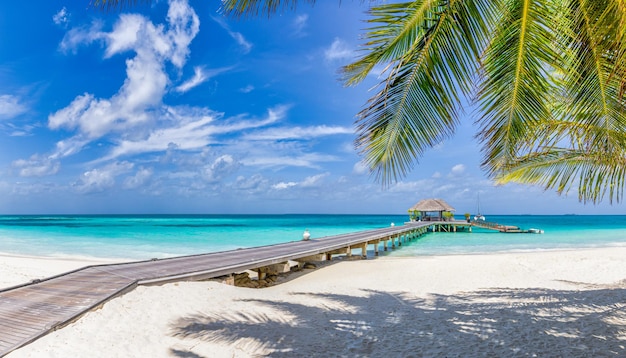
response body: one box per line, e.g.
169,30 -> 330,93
91,0 -> 151,10
221,0 -> 317,18
409,211 -> 419,221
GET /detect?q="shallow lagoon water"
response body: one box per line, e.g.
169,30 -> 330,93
0,215 -> 624,260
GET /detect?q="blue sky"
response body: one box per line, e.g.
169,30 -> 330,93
0,0 -> 622,215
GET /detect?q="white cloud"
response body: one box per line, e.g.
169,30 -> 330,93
103,14 -> 146,58
243,153 -> 339,169
51,137 -> 90,160
166,0 -> 201,67
389,179 -> 435,193
73,161 -> 134,193
324,38 -> 353,62
231,32 -> 252,54
53,7 -> 69,26
59,21 -> 105,54
292,14 -> 308,37
432,171 -> 442,179
244,125 -> 353,141
273,181 -> 297,190
451,164 -> 466,175
51,0 -> 200,140
233,174 -> 268,193
0,95 -> 27,120
7,126 -> 34,137
175,66 -> 208,93
301,173 -> 328,187
13,156 -> 60,177
239,85 -> 254,93
109,113 -> 215,158
175,66 -> 233,93
203,155 -> 240,183
123,167 -> 153,189
213,16 -> 252,54
272,173 -> 328,190
101,105 -> 284,161
353,161 -> 369,175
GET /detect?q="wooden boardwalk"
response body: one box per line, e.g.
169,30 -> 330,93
0,221 -> 432,356
471,220 -> 543,233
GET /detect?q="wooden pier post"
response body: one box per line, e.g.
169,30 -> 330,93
367,240 -> 379,257
359,242 -> 367,258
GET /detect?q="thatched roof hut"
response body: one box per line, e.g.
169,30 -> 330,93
408,198 -> 455,221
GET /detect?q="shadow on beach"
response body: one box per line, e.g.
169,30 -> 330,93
169,281 -> 626,357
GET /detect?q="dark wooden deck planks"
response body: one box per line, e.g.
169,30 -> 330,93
0,222 -> 430,357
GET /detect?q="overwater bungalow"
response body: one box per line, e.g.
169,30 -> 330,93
408,198 -> 455,222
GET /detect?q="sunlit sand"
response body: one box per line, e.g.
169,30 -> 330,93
3,246 -> 626,357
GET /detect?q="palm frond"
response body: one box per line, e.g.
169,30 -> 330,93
498,146 -> 626,204
477,0 -> 560,176
220,0 -> 317,17
90,0 -> 150,10
498,0 -> 626,203
347,0 -> 498,185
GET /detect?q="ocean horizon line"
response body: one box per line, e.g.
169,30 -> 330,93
0,213 -> 619,217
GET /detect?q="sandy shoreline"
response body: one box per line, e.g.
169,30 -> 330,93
3,247 -> 626,357
0,253 -> 121,289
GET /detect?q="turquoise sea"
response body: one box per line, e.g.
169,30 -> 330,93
0,215 -> 624,260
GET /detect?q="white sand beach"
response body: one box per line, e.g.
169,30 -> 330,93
0,254 -> 120,289
4,247 -> 626,357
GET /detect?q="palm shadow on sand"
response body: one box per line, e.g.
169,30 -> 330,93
170,282 -> 626,357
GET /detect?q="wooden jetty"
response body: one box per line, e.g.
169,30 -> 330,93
471,220 -> 543,233
0,222 -> 432,356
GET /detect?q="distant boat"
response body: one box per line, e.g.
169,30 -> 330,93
474,193 -> 486,221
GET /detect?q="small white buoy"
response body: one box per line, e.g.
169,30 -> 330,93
390,222 -> 395,227
302,229 -> 311,241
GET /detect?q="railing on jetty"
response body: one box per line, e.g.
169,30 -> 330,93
0,221 -> 433,357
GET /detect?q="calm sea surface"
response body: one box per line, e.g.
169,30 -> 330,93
0,215 -> 624,260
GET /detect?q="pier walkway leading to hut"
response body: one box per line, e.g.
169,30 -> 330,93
0,221 -> 432,356
471,220 -> 540,233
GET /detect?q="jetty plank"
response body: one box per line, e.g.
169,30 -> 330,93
0,222 -> 433,356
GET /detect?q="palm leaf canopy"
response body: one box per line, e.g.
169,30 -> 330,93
104,0 -> 626,204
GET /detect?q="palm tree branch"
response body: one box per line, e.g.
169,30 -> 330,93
499,147 -> 626,203
351,0 -> 496,184
343,1 -> 442,85
477,0 -> 559,176
220,0 -> 318,17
